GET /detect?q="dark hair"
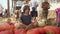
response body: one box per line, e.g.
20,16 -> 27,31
23,5 -> 30,13
32,7 -> 35,11
42,1 -> 50,9
42,1 -> 49,5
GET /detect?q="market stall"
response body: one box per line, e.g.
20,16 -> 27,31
0,0 -> 60,34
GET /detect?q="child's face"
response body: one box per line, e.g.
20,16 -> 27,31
42,4 -> 49,10
25,9 -> 30,15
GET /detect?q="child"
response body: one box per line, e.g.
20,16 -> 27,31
55,8 -> 60,27
30,0 -> 38,21
42,1 -> 50,20
41,1 -> 50,24
20,5 -> 38,29
2,9 -> 8,18
31,7 -> 38,20
31,7 -> 38,17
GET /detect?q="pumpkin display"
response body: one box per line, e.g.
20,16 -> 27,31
0,10 -> 58,34
14,29 -> 26,34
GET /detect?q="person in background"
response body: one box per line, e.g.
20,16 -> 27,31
41,1 -> 50,24
31,7 -> 38,20
2,9 -> 8,18
0,6 -> 3,17
29,0 -> 38,21
20,5 -> 38,29
13,9 -> 20,20
10,8 -> 14,16
16,0 -> 23,9
29,0 -> 38,11
16,10 -> 20,20
0,10 -> 2,17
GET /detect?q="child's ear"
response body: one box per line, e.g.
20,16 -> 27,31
48,5 -> 50,9
48,4 -> 50,9
48,6 -> 50,9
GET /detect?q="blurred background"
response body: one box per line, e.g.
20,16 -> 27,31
0,0 -> 60,20
0,0 -> 60,10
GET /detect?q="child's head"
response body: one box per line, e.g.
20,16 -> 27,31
23,5 -> 30,15
42,1 -> 50,10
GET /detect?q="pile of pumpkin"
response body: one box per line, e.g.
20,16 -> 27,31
0,23 -> 59,34
0,19 -> 59,34
14,26 -> 60,34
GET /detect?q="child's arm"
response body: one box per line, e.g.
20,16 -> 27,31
33,19 -> 38,26
32,17 -> 38,26
20,19 -> 27,26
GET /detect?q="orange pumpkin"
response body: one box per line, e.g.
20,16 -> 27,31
44,26 -> 60,34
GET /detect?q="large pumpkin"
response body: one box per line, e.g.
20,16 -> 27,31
0,23 -> 10,31
5,20 -> 15,30
27,28 -> 39,34
14,29 -> 26,34
0,30 -> 13,34
0,22 -> 15,32
38,28 -> 46,34
44,26 -> 60,34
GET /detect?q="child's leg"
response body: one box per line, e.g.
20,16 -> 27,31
19,23 -> 26,29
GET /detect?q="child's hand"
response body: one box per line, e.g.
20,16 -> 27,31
20,23 -> 27,29
25,24 -> 33,30
33,22 -> 38,26
20,22 -> 27,27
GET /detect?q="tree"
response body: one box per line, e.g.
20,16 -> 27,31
7,0 -> 10,17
